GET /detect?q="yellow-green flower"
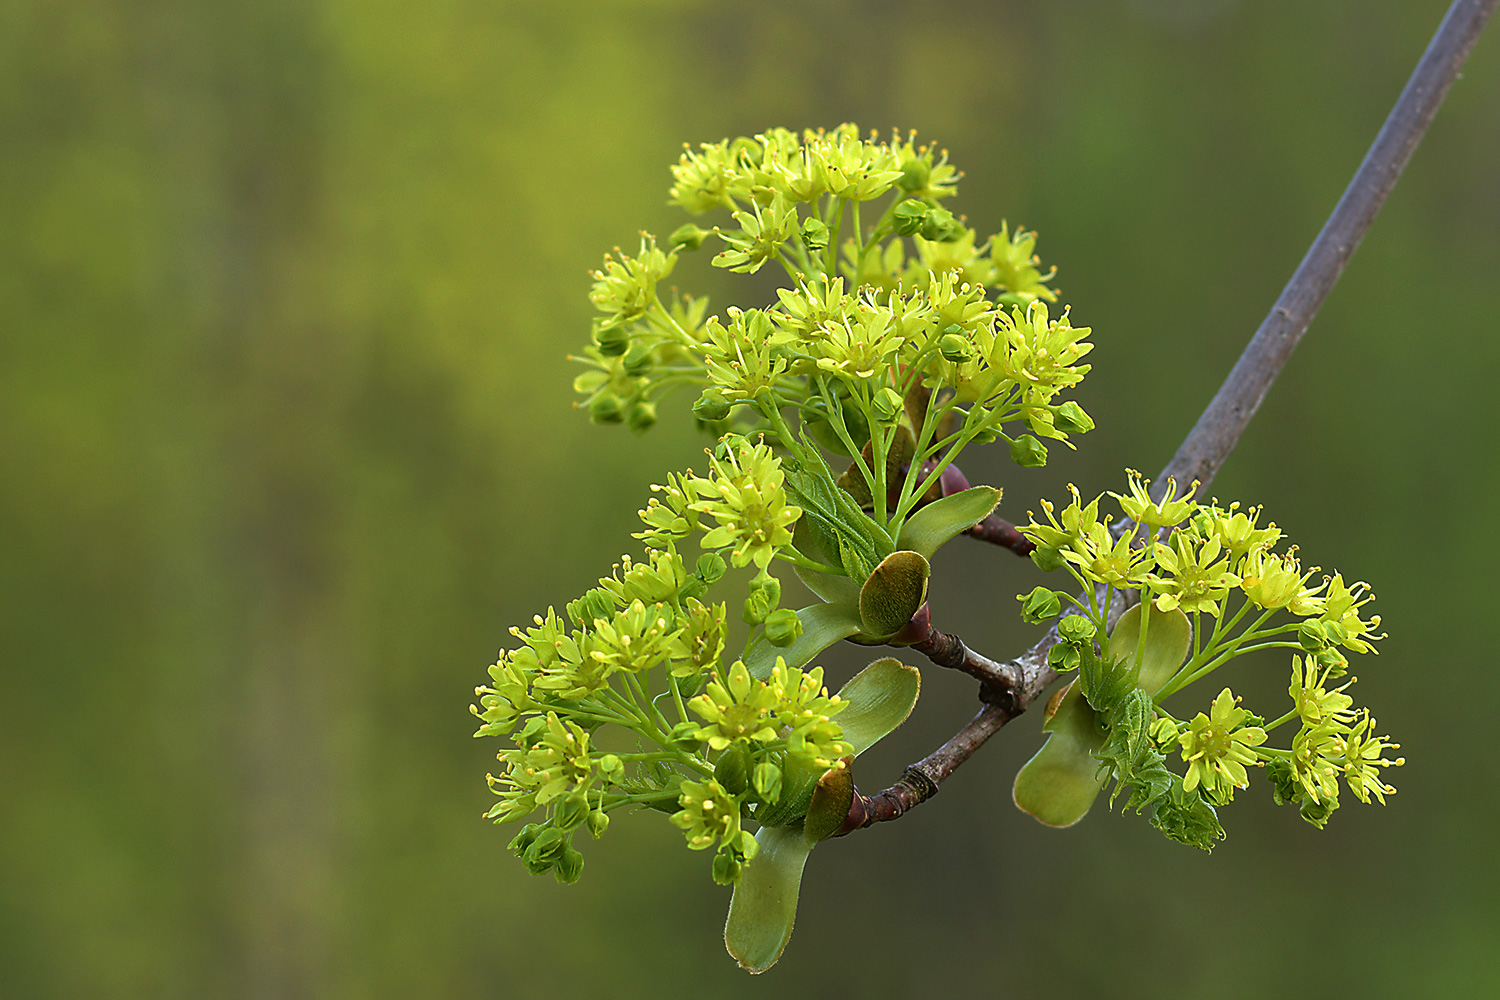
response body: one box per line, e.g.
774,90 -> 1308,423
1113,469 -> 1197,530
1341,712 -> 1403,804
768,661 -> 851,765
671,778 -> 755,856
1177,687 -> 1267,805
1239,549 -> 1318,612
669,139 -> 742,214
1320,573 -> 1384,654
986,222 -> 1058,303
689,437 -> 801,569
1289,723 -> 1344,804
669,598 -> 727,678
471,649 -> 536,738
688,660 -> 783,750
1147,531 -> 1239,615
589,236 -> 676,321
1288,655 -> 1356,730
486,713 -> 593,823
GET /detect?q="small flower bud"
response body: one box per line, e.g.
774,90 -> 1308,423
1030,544 -> 1066,572
712,850 -> 743,886
693,389 -> 732,422
893,198 -> 928,236
594,323 -> 629,357
1018,585 -> 1062,624
696,552 -> 727,584
1053,400 -> 1095,435
669,720 -> 703,750
553,844 -> 585,884
598,753 -> 624,783
670,223 -> 711,252
751,762 -> 783,804
1297,620 -> 1328,652
939,332 -> 973,364
622,343 -> 653,377
800,217 -> 830,252
764,608 -> 803,647
898,159 -> 930,192
919,206 -> 963,242
1009,433 -> 1048,468
588,391 -> 624,424
1057,614 -> 1096,643
626,400 -> 658,433
1046,642 -> 1081,671
553,792 -> 590,831
871,386 -> 904,420
586,809 -> 610,839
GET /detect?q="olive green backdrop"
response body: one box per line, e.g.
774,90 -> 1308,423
4,1 -> 1497,996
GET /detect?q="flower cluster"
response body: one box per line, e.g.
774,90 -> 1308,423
1018,470 -> 1399,838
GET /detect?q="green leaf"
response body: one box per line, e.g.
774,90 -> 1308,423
802,760 -> 856,843
744,603 -> 863,680
724,825 -> 815,974
894,486 -> 1002,559
1012,682 -> 1107,827
857,550 -> 930,638
1149,779 -> 1225,850
833,657 -> 921,755
1105,603 -> 1192,696
791,519 -> 861,606
781,444 -> 893,583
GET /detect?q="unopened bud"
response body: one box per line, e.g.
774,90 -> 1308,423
1019,586 -> 1062,624
1053,400 -> 1095,435
898,159 -> 930,192
622,344 -> 653,377
670,223 -> 711,252
939,332 -> 973,364
800,217 -> 830,252
893,199 -> 928,236
588,392 -> 624,424
1057,614 -> 1096,644
626,400 -> 657,433
871,386 -> 904,420
553,844 -> 585,884
594,323 -> 629,357
764,608 -> 803,647
693,389 -> 732,422
1009,434 -> 1048,468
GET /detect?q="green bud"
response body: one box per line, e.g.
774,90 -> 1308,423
622,343 -> 653,377
712,850 -> 743,886
1297,620 -> 1328,652
1299,794 -> 1339,830
752,572 -> 781,608
751,762 -> 783,804
871,386 -> 904,421
1046,642 -> 1081,671
1053,400 -> 1095,435
670,223 -> 711,252
1265,757 -> 1299,806
668,720 -> 703,750
1321,619 -> 1348,646
696,552 -> 728,585
1018,585 -> 1062,624
1009,434 -> 1048,468
742,589 -> 773,625
893,198 -> 928,236
553,792 -> 590,831
586,809 -> 610,839
598,753 -> 624,784
522,826 -> 567,875
588,391 -> 624,424
594,323 -> 629,357
764,608 -> 804,647
1056,613 -> 1096,644
693,389 -> 732,422
715,744 -> 753,794
626,400 -> 658,433
898,159 -> 930,192
1030,545 -> 1066,572
938,333 -> 973,364
506,823 -> 543,856
800,217 -> 830,253
919,206 -> 963,242
553,844 -> 585,884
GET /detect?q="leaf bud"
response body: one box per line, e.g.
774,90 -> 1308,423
553,843 -> 585,884
1018,585 -> 1063,624
552,791 -> 590,831
670,223 -> 711,252
693,389 -> 732,422
622,343 -> 654,377
1029,545 -> 1065,573
1009,433 -> 1048,468
626,400 -> 658,433
588,391 -> 624,424
893,198 -> 929,236
751,762 -> 783,804
800,217 -> 830,252
586,809 -> 610,839
714,744 -> 753,794
939,332 -> 973,364
898,159 -> 930,192
1053,400 -> 1095,435
1056,613 -> 1096,644
594,322 -> 629,357
871,386 -> 904,421
764,608 -> 804,647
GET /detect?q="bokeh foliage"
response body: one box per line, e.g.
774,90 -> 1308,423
2,0 -> 1497,996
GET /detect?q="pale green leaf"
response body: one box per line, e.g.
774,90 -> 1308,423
724,825 -> 815,974
895,486 -> 1002,559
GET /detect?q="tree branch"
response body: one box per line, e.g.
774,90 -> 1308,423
851,0 -> 1496,831
1158,0 -> 1498,498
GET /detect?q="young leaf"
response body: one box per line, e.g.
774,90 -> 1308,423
1012,682 -> 1107,827
895,485 -> 1002,559
857,550 -> 930,638
833,657 -> 922,755
724,825 -> 816,974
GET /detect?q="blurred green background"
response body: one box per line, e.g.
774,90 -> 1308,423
4,0 -> 1498,996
